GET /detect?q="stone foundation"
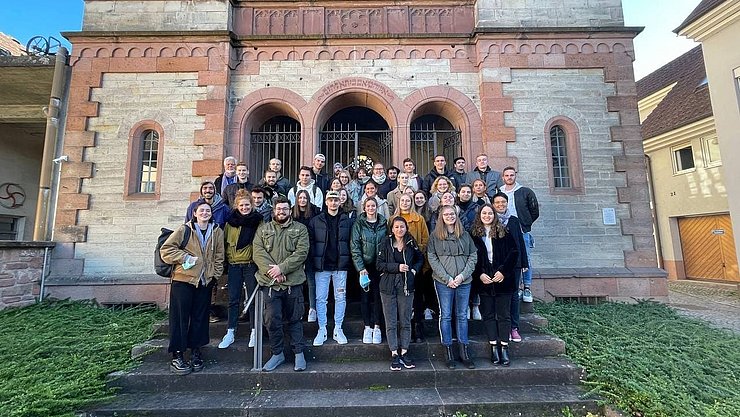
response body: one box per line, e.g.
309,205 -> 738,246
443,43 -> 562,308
0,241 -> 55,310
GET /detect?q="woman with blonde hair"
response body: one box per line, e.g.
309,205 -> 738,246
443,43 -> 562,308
428,176 -> 457,212
218,189 -> 262,349
427,205 -> 477,369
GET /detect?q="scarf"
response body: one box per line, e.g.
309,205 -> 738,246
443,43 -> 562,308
496,209 -> 511,227
372,173 -> 386,184
227,209 -> 261,250
193,221 -> 213,285
220,173 -> 236,195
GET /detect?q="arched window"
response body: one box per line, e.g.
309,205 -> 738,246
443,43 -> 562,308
550,125 -> 570,188
544,117 -> 583,194
125,121 -> 164,199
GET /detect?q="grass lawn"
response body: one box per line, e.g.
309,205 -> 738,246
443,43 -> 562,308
537,300 -> 740,417
0,300 -> 165,417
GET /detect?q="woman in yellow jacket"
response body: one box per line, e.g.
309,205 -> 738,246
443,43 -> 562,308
160,200 -> 225,375
218,189 -> 263,349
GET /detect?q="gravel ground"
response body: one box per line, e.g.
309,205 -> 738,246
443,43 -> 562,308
667,280 -> 740,334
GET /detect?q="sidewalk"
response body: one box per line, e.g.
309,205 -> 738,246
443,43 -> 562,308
668,280 -> 740,334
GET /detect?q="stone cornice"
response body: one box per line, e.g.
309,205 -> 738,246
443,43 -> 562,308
474,26 -> 644,37
643,117 -> 715,154
62,31 -> 233,43
677,1 -> 740,41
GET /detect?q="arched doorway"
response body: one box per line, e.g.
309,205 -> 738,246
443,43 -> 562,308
410,114 -> 462,175
250,115 -> 301,182
319,107 -> 392,171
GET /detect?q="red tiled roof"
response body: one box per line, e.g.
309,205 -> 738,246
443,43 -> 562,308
675,0 -> 727,33
638,45 -> 713,140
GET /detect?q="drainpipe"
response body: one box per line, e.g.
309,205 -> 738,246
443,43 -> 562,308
33,47 -> 69,241
645,154 -> 664,269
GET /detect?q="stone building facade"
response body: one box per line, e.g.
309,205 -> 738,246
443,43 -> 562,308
47,0 -> 667,305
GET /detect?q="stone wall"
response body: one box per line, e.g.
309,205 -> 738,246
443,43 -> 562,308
476,0 -> 624,28
504,68 -> 628,268
75,73 -> 207,276
82,0 -> 230,31
0,242 -> 54,310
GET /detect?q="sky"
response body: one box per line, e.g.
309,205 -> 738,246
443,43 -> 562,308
1,0 -> 701,81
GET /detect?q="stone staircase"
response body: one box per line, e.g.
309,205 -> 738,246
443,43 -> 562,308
87,304 -> 600,416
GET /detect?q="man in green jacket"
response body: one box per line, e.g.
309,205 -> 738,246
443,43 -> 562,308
253,197 -> 310,372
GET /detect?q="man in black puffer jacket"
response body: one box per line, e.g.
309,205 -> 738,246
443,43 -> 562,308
308,191 -> 355,347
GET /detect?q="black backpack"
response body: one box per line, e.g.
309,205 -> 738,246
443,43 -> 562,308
155,226 -> 192,277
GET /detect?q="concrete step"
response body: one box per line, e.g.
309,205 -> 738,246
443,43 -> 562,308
133,334 -> 565,362
109,357 -> 584,393
88,385 -> 599,417
152,312 -> 549,338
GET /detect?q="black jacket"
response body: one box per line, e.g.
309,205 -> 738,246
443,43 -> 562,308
376,234 -> 424,296
308,211 -> 354,271
512,187 -> 539,232
471,231 -> 519,295
503,216 -> 529,269
423,168 -> 455,193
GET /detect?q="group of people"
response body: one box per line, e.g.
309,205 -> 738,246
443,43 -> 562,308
159,152 -> 539,374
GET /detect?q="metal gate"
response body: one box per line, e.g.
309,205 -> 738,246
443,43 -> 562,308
319,123 -> 393,171
250,120 -> 301,184
410,122 -> 462,175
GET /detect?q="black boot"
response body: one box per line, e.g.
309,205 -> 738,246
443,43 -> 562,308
500,343 -> 510,367
415,322 -> 426,343
190,348 -> 204,372
491,343 -> 501,365
445,345 -> 456,369
170,351 -> 191,375
411,321 -> 418,343
459,344 -> 475,369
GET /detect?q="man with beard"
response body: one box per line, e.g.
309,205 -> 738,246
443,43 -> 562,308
265,158 -> 292,196
261,169 -> 281,202
378,165 -> 399,199
186,181 -> 230,229
214,156 -> 238,198
251,187 -> 272,222
253,197 -> 310,372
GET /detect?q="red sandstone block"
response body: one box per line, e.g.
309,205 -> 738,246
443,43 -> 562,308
527,54 -> 544,67
624,250 -> 659,268
616,277 -> 650,296
91,58 -> 110,73
72,57 -> 93,72
579,277 -> 618,296
613,155 -> 645,172
68,87 -> 91,103
65,117 -> 88,132
70,71 -> 102,88
57,193 -> 90,210
491,127 -> 516,142
156,57 -> 209,72
198,70 -> 228,86
481,97 -> 513,111
607,95 -> 638,112
64,131 -> 96,147
564,54 -> 612,68
650,278 -> 669,296
480,82 -> 504,97
205,114 -> 227,130
500,55 -> 528,67
55,209 -> 78,227
192,160 -> 223,177
194,130 -> 225,145
604,64 -> 635,82
618,109 -> 640,126
61,162 -> 94,179
196,99 -> 226,116
59,178 -> 81,194
617,186 -> 649,203
68,101 -> 99,117
65,148 -> 85,163
610,125 -> 641,142
109,57 -> 157,73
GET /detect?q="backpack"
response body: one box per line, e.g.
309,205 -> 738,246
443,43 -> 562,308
155,226 -> 192,277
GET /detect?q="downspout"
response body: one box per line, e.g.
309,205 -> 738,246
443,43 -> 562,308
33,46 -> 69,242
645,154 -> 664,269
34,47 -> 69,301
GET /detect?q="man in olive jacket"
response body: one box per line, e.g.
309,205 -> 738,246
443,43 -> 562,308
253,197 -> 310,372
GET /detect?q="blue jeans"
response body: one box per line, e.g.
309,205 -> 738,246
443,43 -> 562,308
510,269 -> 522,330
315,270 -> 348,329
434,281 -> 471,346
522,232 -> 533,287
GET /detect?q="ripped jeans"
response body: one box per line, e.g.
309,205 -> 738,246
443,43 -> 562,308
315,270 -> 348,330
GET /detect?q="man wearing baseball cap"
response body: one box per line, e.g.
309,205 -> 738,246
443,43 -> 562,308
311,153 -> 330,193
308,190 -> 355,346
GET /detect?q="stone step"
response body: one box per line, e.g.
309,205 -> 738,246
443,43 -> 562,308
88,385 -> 600,417
133,334 -> 565,362
109,357 -> 584,393
152,312 -> 549,338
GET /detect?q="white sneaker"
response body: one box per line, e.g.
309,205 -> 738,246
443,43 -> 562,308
333,328 -> 348,344
467,306 -> 471,320
424,308 -> 433,320
313,327 -> 327,346
248,328 -> 257,348
472,305 -> 482,321
522,288 -> 533,303
362,327 -> 373,344
218,329 -> 235,349
307,308 -> 317,322
372,327 -> 382,344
